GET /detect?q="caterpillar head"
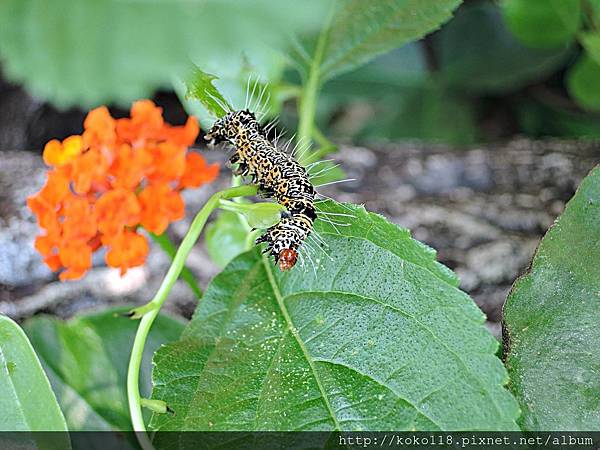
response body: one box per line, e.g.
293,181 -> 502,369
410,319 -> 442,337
278,248 -> 298,271
204,109 -> 260,145
256,226 -> 300,271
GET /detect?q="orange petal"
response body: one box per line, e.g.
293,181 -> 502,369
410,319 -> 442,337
34,233 -> 59,256
105,231 -> 149,275
58,240 -> 92,280
62,195 -> 97,242
42,136 -> 83,167
71,148 -> 108,194
28,170 -> 70,212
166,190 -> 185,221
44,254 -> 62,272
83,106 -> 116,147
109,144 -> 152,190
128,100 -> 164,142
164,116 -> 200,147
59,267 -> 88,281
42,140 -> 62,166
95,188 -> 141,238
138,183 -> 182,234
179,152 -> 220,188
146,142 -> 186,183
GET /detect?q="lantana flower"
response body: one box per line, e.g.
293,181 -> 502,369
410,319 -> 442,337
28,100 -> 219,280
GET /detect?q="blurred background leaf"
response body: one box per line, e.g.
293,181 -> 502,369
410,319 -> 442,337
2,0 -> 600,147
305,0 -> 600,144
433,1 -> 573,94
502,0 -> 581,48
23,308 -> 184,431
568,55 -> 600,111
580,32 -> 600,65
205,211 -> 249,269
0,0 -> 332,109
0,315 -> 68,433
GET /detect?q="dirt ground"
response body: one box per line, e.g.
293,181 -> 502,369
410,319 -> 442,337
1,138 -> 598,338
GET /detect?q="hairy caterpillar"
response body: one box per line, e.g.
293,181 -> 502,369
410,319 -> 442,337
205,109 -> 317,271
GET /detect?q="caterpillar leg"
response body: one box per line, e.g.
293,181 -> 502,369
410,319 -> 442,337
257,185 -> 275,198
228,154 -> 250,177
231,162 -> 250,177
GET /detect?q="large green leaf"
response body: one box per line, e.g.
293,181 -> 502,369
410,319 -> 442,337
502,0 -> 581,49
23,308 -> 184,431
0,315 -> 67,432
150,201 -> 518,433
504,165 -> 600,431
0,0 -> 331,108
317,0 -> 462,82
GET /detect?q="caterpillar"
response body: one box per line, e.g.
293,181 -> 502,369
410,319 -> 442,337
204,109 -> 317,271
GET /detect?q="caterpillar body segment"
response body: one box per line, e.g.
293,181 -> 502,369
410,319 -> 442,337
205,109 -> 316,271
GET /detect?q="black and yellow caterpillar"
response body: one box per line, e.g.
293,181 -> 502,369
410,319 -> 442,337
205,109 -> 316,270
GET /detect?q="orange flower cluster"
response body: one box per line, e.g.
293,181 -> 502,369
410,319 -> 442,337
28,100 -> 219,280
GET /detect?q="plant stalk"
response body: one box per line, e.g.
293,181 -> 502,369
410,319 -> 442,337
297,15 -> 330,165
150,232 -> 202,299
127,185 -> 258,444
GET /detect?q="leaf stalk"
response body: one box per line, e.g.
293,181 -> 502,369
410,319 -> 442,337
126,185 -> 258,446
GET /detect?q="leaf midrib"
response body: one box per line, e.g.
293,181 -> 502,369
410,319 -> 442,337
0,345 -> 28,430
281,288 -> 506,423
261,253 -> 343,431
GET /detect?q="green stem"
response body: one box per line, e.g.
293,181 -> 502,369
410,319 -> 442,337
230,174 -> 252,233
313,126 -> 337,151
127,185 -> 258,442
297,13 -> 331,165
218,199 -> 257,214
150,232 -> 202,299
302,142 -> 339,166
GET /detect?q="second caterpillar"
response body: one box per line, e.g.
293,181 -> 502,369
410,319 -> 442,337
204,109 -> 316,271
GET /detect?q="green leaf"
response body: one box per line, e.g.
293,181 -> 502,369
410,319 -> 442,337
580,31 -> 600,66
435,2 -> 572,94
318,46 -> 477,144
0,315 -> 68,432
23,308 -> 184,431
185,67 -> 233,119
0,0 -> 331,108
150,201 -> 518,432
219,201 -> 286,230
515,97 -> 600,139
361,81 -> 478,145
567,54 -> 600,111
321,43 -> 426,97
175,56 -> 289,129
504,165 -> 600,430
502,0 -> 581,49
318,0 -> 462,82
205,211 -> 249,269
